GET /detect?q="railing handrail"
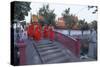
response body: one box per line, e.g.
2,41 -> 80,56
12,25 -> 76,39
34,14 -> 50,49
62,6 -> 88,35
54,30 -> 80,58
54,31 -> 77,42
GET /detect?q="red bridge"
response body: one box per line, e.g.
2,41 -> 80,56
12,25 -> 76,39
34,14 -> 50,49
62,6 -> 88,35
17,31 -> 81,65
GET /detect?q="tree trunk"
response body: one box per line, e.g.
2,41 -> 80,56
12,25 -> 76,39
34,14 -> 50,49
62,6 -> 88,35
82,30 -> 84,36
68,29 -> 71,36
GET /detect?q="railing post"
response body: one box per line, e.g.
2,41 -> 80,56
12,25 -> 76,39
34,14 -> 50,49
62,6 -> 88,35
55,32 -> 57,41
18,40 -> 26,65
75,38 -> 80,58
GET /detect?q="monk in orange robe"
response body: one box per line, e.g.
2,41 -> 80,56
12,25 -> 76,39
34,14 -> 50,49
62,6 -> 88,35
38,24 -> 42,39
49,24 -> 55,41
27,24 -> 30,37
27,23 -> 34,39
34,22 -> 41,41
43,24 -> 49,39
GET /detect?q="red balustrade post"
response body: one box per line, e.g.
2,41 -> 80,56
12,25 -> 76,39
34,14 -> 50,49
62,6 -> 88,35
18,40 -> 26,65
75,38 -> 80,58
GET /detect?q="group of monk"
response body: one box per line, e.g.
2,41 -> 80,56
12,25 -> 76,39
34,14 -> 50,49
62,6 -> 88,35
27,21 -> 55,42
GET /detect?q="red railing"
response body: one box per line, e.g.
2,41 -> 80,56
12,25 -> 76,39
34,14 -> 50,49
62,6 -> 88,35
17,40 -> 26,65
54,31 -> 80,58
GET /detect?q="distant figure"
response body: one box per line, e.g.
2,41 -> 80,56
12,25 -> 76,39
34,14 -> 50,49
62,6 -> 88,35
43,24 -> 49,39
88,29 -> 97,59
80,40 -> 89,59
27,23 -> 31,38
49,24 -> 55,42
34,22 -> 41,41
20,29 -> 27,40
19,30 -> 24,41
22,27 -> 28,40
16,22 -> 23,42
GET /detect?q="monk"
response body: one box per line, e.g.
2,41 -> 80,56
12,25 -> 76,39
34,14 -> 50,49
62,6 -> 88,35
27,23 -> 32,38
43,24 -> 49,39
26,24 -> 29,37
27,23 -> 34,39
34,22 -> 41,41
38,23 -> 42,39
49,24 -> 55,41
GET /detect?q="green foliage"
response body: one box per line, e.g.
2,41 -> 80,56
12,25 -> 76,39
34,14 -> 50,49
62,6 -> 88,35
88,6 -> 98,14
91,20 -> 97,30
62,8 -> 78,29
62,8 -> 70,17
13,1 -> 31,21
38,4 -> 56,25
78,19 -> 90,30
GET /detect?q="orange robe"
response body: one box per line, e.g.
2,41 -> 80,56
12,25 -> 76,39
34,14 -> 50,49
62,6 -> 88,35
27,24 -> 34,38
49,27 -> 55,41
34,24 -> 41,41
27,24 -> 31,38
43,26 -> 49,38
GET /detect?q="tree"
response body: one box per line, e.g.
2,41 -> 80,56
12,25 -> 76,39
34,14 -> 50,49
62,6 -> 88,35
12,1 -> 31,32
62,8 -> 78,35
78,20 -> 84,36
91,20 -> 97,31
88,6 -> 98,14
78,19 -> 89,36
13,1 -> 31,21
62,8 -> 70,17
38,4 -> 56,26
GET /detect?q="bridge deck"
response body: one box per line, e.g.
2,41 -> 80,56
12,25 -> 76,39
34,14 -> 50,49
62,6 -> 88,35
25,38 -> 80,65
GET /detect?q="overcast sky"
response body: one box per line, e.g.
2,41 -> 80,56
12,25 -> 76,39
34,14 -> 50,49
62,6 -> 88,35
25,2 -> 98,23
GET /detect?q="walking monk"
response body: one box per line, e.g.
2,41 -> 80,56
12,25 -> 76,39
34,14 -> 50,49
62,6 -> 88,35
43,24 -> 49,39
49,24 -> 55,42
27,23 -> 34,39
34,22 -> 41,41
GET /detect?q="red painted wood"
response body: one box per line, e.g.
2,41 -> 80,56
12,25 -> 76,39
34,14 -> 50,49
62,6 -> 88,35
75,38 -> 80,57
18,40 -> 26,65
55,31 -> 80,58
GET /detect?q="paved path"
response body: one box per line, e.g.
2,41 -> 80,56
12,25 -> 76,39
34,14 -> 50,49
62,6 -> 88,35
25,38 -> 79,65
25,39 -> 41,65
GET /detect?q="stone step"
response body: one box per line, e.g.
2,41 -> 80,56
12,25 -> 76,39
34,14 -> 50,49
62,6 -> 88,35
40,48 -> 62,56
37,40 -> 52,45
33,39 -> 78,64
38,46 -> 58,52
41,52 -> 65,62
37,43 -> 56,48
46,56 -> 70,63
44,53 -> 67,62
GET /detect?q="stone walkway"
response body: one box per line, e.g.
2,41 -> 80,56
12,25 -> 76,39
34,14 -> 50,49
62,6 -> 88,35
25,38 -> 80,65
25,39 -> 41,65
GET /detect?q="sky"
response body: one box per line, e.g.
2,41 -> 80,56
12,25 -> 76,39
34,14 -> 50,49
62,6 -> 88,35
25,2 -> 98,23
